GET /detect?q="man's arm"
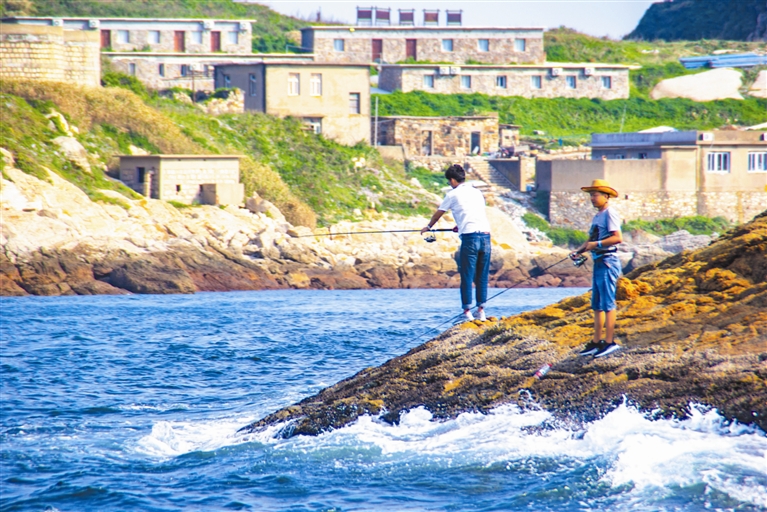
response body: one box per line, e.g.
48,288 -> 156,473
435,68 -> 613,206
420,210 -> 446,234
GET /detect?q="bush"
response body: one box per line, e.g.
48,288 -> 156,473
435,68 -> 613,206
623,216 -> 730,236
523,212 -> 587,248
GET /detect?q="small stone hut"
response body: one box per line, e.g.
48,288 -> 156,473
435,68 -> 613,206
373,115 -> 499,157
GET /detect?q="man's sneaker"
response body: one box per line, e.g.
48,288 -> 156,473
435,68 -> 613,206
578,341 -> 603,357
463,310 -> 475,321
478,309 -> 487,321
594,342 -> 621,358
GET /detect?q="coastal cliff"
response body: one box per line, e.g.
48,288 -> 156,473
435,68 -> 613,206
241,211 -> 767,436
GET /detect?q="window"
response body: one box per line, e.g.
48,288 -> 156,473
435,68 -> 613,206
149,30 -> 161,44
117,30 -> 130,44
442,39 -> 453,52
496,75 -> 507,88
461,75 -> 472,89
707,152 -> 730,172
181,65 -> 189,77
158,63 -> 165,77
602,76 -> 612,89
566,76 -> 577,89
249,74 -> 257,96
748,152 -> 767,172
638,152 -> 648,159
227,31 -> 239,45
514,39 -> 526,52
304,117 -> 322,134
349,93 -> 361,114
192,31 -> 203,44
288,73 -> 300,96
531,75 -> 542,89
176,184 -> 182,193
310,73 -> 322,96
223,74 -> 231,88
334,39 -> 345,52
423,74 -> 435,88
478,39 -> 489,52
128,63 -> 136,76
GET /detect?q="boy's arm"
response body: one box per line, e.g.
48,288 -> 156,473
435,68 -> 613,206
575,230 -> 623,254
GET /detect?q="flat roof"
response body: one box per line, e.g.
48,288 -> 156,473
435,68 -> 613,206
3,16 -> 255,22
379,115 -> 498,120
104,52 -> 312,59
382,63 -> 639,70
215,61 -> 371,68
118,154 -> 243,159
303,25 -> 544,31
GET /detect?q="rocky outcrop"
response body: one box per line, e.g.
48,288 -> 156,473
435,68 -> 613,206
241,211 -> 767,437
650,69 -> 744,102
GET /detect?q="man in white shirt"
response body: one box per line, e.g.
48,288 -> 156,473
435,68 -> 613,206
421,164 -> 492,321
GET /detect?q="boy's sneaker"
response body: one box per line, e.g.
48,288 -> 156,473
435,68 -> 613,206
462,310 -> 475,321
478,309 -> 487,321
594,342 -> 621,358
578,341 -> 603,357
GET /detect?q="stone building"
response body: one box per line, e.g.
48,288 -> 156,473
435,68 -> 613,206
374,115 -> 499,157
2,17 -> 301,91
0,22 -> 100,87
536,130 -> 767,228
301,26 -> 544,65
214,62 -> 371,146
378,63 -> 632,100
119,155 -> 244,206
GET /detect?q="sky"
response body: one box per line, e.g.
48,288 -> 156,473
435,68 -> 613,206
260,0 -> 657,39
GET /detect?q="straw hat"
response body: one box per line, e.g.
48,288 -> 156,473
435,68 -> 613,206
581,179 -> 618,198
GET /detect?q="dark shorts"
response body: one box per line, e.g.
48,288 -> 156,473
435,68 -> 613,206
592,254 -> 622,311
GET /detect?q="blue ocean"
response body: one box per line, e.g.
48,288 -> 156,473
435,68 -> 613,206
2,288 -> 765,511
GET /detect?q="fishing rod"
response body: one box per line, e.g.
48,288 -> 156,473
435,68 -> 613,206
295,228 -> 455,237
410,253 -> 588,342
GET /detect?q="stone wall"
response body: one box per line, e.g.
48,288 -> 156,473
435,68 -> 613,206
303,27 -> 545,65
119,156 -> 242,205
381,65 -> 630,100
0,24 -> 100,87
488,157 -> 535,191
375,116 -> 499,157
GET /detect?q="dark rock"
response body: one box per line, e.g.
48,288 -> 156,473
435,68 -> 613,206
110,259 -> 196,294
361,266 -> 401,288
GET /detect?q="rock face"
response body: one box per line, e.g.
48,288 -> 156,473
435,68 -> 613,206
241,211 -> 767,437
650,68 -> 744,102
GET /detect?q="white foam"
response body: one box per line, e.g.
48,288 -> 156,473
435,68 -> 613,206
135,403 -> 767,507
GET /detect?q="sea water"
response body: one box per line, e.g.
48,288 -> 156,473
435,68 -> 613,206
1,288 -> 765,511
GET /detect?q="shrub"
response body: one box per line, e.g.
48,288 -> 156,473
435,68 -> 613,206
623,216 -> 730,236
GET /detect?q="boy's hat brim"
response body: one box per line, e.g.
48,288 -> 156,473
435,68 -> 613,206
581,179 -> 618,198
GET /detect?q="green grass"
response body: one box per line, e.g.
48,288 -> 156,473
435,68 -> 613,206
623,216 -> 730,236
406,164 -> 446,195
523,212 -> 588,248
373,90 -> 767,140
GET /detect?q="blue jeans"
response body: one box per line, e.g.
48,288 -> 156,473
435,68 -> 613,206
591,253 -> 622,311
459,233 -> 491,310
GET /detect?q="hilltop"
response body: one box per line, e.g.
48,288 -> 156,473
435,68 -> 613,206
628,0 -> 767,42
242,211 -> 767,437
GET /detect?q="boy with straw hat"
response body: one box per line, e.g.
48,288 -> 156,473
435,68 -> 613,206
570,179 -> 623,358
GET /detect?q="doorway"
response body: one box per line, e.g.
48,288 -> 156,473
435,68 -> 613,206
174,31 -> 185,52
100,30 -> 111,48
406,39 -> 417,61
211,31 -> 221,52
471,132 -> 481,154
421,130 -> 432,156
372,39 -> 383,63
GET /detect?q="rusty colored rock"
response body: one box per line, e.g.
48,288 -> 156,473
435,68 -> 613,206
240,211 -> 767,438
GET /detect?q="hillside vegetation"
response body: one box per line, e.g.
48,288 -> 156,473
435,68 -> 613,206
0,0 -> 311,52
373,91 -> 767,143
1,77 -> 434,227
627,0 -> 767,41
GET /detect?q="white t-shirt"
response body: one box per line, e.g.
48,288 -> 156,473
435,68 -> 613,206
438,183 -> 491,235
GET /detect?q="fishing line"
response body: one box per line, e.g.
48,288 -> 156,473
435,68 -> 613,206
294,228 -> 454,237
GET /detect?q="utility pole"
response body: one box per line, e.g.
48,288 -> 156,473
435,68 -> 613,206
374,96 -> 379,146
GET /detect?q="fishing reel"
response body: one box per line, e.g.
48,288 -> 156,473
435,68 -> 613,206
569,252 -> 588,267
423,231 -> 437,243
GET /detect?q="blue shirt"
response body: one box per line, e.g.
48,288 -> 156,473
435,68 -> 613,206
589,207 -> 621,259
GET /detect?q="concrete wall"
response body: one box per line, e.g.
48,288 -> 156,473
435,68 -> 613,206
216,63 -> 371,146
302,27 -> 544,65
119,156 -> 241,205
375,116 -> 499,157
0,23 -> 100,87
379,65 -> 630,99
488,157 -> 535,191
201,183 -> 244,206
